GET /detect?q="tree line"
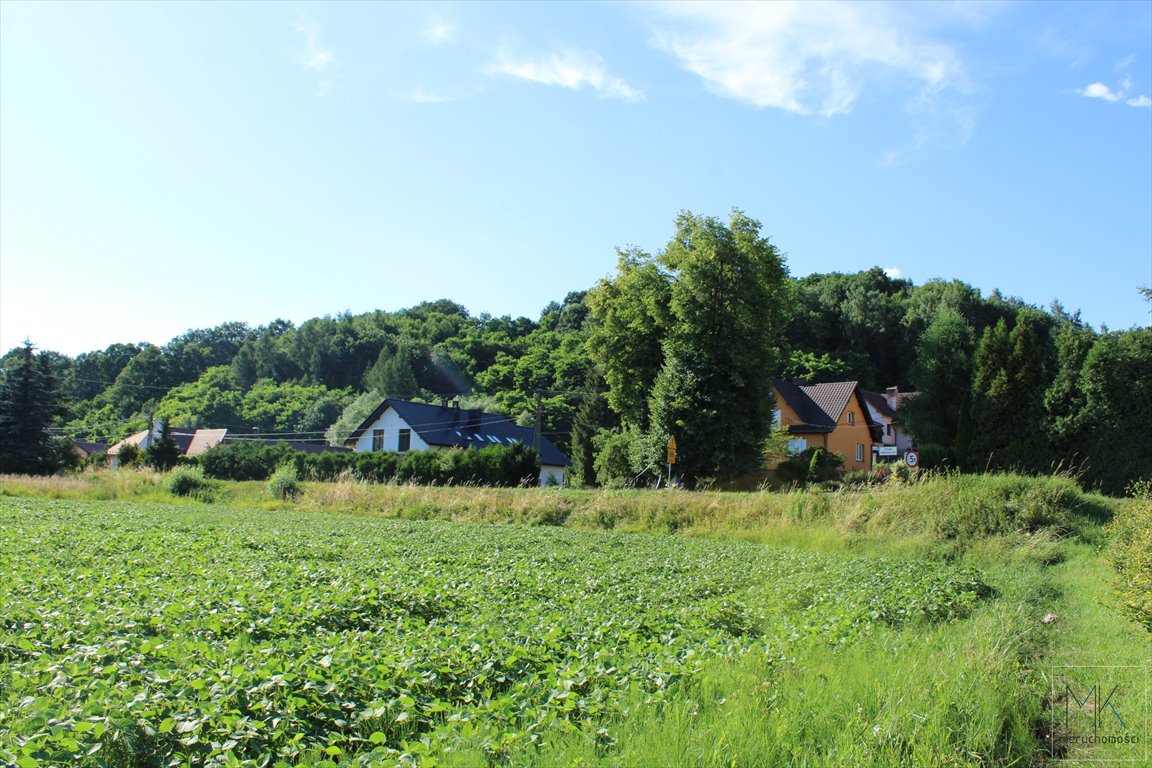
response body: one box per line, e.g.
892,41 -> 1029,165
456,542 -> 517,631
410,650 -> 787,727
2,209 -> 1148,493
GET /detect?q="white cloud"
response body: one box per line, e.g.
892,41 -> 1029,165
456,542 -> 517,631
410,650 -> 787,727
1077,75 -> 1151,107
424,14 -> 455,45
295,21 -> 337,72
1115,53 -> 1136,72
883,267 -> 903,279
408,86 -> 451,104
647,1 -> 968,117
489,50 -> 644,102
1078,82 -> 1122,102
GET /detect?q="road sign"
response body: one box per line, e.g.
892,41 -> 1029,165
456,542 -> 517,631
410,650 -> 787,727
905,450 -> 919,468
878,446 -> 898,457
667,436 -> 678,465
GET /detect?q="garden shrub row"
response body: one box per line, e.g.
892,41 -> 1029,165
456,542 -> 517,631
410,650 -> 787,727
193,440 -> 541,487
1108,480 -> 1152,632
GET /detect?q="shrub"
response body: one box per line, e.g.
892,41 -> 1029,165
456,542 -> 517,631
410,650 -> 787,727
267,463 -> 302,501
1108,480 -> 1152,632
776,448 -> 844,486
396,450 -> 443,485
168,467 -> 217,502
200,441 -> 295,481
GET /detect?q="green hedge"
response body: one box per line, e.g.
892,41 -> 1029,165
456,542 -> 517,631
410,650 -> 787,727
1108,480 -> 1152,632
197,441 -> 541,487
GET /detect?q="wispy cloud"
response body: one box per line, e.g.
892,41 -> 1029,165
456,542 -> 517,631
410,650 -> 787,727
884,267 -> 903,279
1076,75 -> 1151,107
424,13 -> 455,45
489,50 -> 644,102
648,1 -> 968,118
408,86 -> 451,104
295,20 -> 337,72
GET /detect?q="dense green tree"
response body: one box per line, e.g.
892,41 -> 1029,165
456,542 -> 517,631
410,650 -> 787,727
155,366 -> 244,429
1073,329 -> 1152,494
653,210 -> 790,481
242,380 -> 348,433
0,341 -> 66,475
296,390 -> 356,435
966,311 -> 1054,472
363,339 -> 421,399
65,343 -> 143,403
144,419 -> 181,471
1044,323 -> 1097,464
900,307 -> 975,461
592,209 -> 790,483
781,350 -> 853,384
105,344 -> 176,418
785,268 -> 912,388
569,369 -> 616,487
326,390 -> 385,446
586,248 -> 672,428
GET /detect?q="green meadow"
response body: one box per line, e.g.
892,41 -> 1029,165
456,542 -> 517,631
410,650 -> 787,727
1,472 -> 1148,767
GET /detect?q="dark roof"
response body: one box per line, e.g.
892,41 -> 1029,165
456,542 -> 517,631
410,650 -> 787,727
222,436 -> 351,455
74,441 -> 109,456
773,380 -> 877,435
861,390 -> 896,419
773,380 -> 835,433
348,399 -> 571,467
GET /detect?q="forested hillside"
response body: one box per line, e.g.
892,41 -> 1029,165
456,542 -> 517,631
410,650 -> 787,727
3,213 -> 1149,493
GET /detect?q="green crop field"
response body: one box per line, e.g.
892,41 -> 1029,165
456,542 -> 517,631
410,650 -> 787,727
1,475 -> 1149,767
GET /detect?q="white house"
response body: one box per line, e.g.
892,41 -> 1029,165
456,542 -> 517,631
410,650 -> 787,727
345,398 -> 571,486
862,387 -> 916,461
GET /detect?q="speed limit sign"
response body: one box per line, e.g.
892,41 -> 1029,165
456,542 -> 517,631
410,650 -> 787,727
904,451 -> 919,468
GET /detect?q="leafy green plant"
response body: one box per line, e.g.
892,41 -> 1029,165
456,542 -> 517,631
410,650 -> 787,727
1108,480 -> 1152,631
0,496 -> 996,766
267,462 -> 302,500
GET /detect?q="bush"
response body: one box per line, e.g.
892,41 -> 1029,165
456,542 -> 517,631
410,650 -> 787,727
267,463 -> 302,501
200,441 -> 295,481
776,448 -> 844,486
168,467 -> 217,502
1108,480 -> 1152,632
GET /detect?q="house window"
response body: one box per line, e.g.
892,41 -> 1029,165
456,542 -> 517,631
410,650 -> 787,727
847,411 -> 855,425
772,409 -> 782,428
856,443 -> 865,462
372,429 -> 384,451
786,438 -> 807,456
398,428 -> 411,453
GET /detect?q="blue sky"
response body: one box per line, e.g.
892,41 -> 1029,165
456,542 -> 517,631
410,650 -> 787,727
2,0 -> 1149,357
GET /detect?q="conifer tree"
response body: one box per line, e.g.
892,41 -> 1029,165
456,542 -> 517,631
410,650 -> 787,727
0,341 -> 65,475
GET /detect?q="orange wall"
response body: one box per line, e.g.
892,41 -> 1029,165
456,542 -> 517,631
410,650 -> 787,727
771,387 -> 873,472
825,395 -> 872,472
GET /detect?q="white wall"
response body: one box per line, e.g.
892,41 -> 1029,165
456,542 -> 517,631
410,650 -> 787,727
541,465 -> 567,487
350,408 -> 430,454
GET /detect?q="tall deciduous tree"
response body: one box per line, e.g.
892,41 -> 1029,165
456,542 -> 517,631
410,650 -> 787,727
587,209 -> 791,484
0,341 -> 65,475
586,247 -> 671,428
650,210 -> 790,481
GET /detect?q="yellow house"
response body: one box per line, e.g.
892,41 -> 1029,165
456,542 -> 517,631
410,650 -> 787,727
771,380 -> 881,473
